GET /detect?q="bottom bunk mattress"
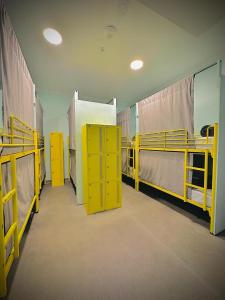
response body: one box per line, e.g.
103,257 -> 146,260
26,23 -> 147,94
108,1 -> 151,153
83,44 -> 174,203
191,189 -> 212,208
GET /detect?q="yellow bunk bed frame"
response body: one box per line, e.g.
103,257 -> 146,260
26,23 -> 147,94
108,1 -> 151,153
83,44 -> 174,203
122,123 -> 218,234
0,115 -> 45,297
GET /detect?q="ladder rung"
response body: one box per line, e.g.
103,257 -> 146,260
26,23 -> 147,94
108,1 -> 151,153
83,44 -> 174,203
186,166 -> 205,172
185,183 -> 204,191
187,198 -> 205,209
4,222 -> 17,248
2,188 -> 16,204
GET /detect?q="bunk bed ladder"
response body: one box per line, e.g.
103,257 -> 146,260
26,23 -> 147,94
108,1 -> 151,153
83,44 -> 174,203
127,147 -> 134,178
184,150 -> 209,211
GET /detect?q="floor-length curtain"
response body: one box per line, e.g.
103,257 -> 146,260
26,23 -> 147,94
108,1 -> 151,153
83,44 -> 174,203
138,77 -> 194,196
117,108 -> 131,173
117,108 -> 130,137
0,0 -> 35,243
35,97 -> 44,136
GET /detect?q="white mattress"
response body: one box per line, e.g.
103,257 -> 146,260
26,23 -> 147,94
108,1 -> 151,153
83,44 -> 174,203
194,137 -> 213,149
191,189 -> 212,208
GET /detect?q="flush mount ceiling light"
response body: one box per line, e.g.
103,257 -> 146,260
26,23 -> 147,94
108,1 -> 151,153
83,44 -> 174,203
43,28 -> 62,45
130,59 -> 143,70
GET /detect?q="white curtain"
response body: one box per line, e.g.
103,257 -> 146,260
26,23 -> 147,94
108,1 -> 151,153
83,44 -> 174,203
35,96 -> 45,182
117,108 -> 131,173
117,108 -> 131,138
0,0 -> 35,240
0,4 -> 34,131
35,97 -> 44,137
138,76 -> 194,196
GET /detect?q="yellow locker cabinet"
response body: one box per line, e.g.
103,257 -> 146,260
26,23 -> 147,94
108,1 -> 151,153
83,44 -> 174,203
82,124 -> 122,214
50,132 -> 64,187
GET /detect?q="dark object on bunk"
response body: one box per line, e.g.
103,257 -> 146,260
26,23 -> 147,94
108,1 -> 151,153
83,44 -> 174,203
200,125 -> 214,137
192,153 -> 213,189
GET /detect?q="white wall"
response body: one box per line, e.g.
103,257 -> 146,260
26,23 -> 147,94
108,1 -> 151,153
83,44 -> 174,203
194,64 -> 220,134
193,60 -> 225,234
215,59 -> 225,234
39,91 -> 71,181
75,98 -> 116,204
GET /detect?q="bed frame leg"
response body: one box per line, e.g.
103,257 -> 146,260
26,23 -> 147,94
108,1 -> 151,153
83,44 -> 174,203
135,180 -> 139,192
34,131 -> 40,213
0,164 -> 7,297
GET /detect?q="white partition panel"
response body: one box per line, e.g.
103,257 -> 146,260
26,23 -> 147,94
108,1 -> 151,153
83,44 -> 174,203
214,60 -> 225,235
193,61 -> 225,234
74,92 -> 116,204
194,64 -> 220,134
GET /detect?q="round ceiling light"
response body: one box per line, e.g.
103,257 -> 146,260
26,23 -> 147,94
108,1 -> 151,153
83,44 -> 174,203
43,28 -> 62,45
130,59 -> 143,70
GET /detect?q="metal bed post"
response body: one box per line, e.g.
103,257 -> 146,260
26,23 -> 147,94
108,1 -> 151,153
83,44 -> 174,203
203,150 -> 209,211
183,149 -> 188,202
68,136 -> 70,178
34,131 -> 40,213
39,147 -> 42,193
11,155 -> 19,258
210,123 -> 218,234
37,134 -> 41,193
135,134 -> 139,191
44,136 -> 46,184
0,163 -> 6,297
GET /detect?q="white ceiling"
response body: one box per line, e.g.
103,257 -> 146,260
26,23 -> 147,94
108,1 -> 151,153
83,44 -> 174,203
6,0 -> 225,110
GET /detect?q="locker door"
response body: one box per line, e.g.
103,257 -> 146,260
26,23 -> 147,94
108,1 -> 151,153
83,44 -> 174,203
105,126 -> 122,210
83,125 -> 105,214
50,132 -> 64,187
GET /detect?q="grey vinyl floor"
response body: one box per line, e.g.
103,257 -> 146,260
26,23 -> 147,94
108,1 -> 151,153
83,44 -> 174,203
6,181 -> 225,300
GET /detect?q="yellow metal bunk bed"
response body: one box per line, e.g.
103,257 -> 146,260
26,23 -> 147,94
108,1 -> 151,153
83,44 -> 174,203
122,124 -> 218,234
0,115 -> 44,297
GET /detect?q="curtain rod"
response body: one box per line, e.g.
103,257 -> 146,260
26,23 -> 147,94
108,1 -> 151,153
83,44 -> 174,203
194,62 -> 218,76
